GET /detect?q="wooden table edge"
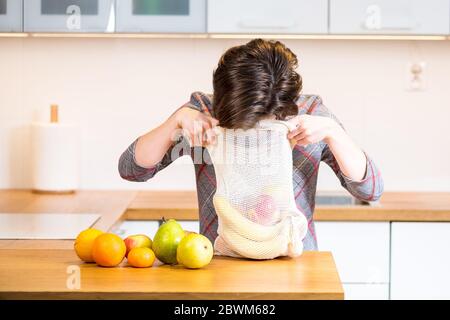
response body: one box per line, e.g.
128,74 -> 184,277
0,291 -> 344,300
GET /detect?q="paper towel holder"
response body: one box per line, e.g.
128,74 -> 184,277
31,104 -> 78,195
50,104 -> 58,123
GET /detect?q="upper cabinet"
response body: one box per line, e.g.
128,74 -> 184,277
330,0 -> 450,35
24,0 -> 115,32
3,0 -> 450,36
207,0 -> 328,34
116,0 -> 206,33
0,0 -> 23,32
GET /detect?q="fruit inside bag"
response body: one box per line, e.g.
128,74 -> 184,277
206,119 -> 308,260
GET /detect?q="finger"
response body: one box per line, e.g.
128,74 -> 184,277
286,115 -> 300,128
191,119 -> 205,145
202,122 -> 214,144
209,117 -> 219,127
189,127 -> 200,146
297,132 -> 321,146
204,129 -> 211,144
288,126 -> 306,139
205,125 -> 218,144
197,127 -> 205,146
294,130 -> 308,141
204,128 -> 213,145
183,129 -> 193,146
209,131 -> 217,145
184,126 -> 195,146
289,138 -> 297,149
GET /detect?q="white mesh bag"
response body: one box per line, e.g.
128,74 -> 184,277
207,119 -> 308,260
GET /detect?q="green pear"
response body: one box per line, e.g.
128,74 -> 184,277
152,219 -> 185,264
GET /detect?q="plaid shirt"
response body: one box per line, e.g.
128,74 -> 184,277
119,92 -> 383,250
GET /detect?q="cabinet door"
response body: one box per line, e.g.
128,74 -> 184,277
330,0 -> 450,35
343,284 -> 389,300
117,220 -> 200,239
391,222 -> 450,300
116,0 -> 206,32
315,222 -> 390,283
115,220 -> 160,238
207,0 -> 328,34
178,220 -> 200,233
0,0 -> 22,32
24,0 -> 115,32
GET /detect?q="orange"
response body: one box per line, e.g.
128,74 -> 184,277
74,228 -> 104,262
92,233 -> 126,267
127,247 -> 155,268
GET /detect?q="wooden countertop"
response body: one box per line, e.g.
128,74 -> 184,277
0,249 -> 343,300
0,190 -> 136,250
126,190 -> 450,222
0,189 -> 447,300
1,189 -> 449,251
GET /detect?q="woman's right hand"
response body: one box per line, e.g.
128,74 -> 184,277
174,107 -> 219,146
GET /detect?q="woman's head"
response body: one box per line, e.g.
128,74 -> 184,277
213,39 -> 302,129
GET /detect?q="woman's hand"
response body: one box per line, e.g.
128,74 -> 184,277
134,107 -> 218,168
287,114 -> 341,146
174,107 -> 219,146
288,114 -> 367,181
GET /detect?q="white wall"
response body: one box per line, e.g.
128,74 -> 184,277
0,37 -> 449,191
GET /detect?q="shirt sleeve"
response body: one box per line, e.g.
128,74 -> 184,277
118,92 -> 211,182
118,136 -> 190,182
321,146 -> 384,202
301,95 -> 384,202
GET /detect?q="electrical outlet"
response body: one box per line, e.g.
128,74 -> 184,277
407,62 -> 426,92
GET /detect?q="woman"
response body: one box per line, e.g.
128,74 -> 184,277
119,39 -> 383,250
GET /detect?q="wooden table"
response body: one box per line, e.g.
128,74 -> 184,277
126,191 -> 450,222
0,250 -> 343,300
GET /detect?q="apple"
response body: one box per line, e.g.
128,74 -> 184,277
176,233 -> 213,269
124,234 -> 152,257
254,194 -> 277,225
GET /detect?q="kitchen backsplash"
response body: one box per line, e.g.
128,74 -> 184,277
0,37 -> 449,191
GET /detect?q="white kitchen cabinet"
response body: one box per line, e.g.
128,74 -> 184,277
178,220 -> 200,233
207,0 -> 328,34
116,0 -> 206,33
24,0 -> 115,32
315,222 -> 390,284
343,284 -> 389,300
391,222 -> 450,300
329,0 -> 450,35
0,0 -> 22,32
116,220 -> 199,239
115,220 -> 160,238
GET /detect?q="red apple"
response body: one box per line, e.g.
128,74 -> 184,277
254,194 -> 277,225
124,234 -> 152,257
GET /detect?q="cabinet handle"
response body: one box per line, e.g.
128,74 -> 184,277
362,23 -> 415,31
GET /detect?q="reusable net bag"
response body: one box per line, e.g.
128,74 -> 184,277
207,119 -> 308,260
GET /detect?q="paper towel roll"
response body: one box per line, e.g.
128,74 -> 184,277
31,122 -> 80,192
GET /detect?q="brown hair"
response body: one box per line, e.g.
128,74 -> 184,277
212,39 -> 302,129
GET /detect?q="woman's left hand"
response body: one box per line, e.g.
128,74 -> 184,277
287,114 -> 341,146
